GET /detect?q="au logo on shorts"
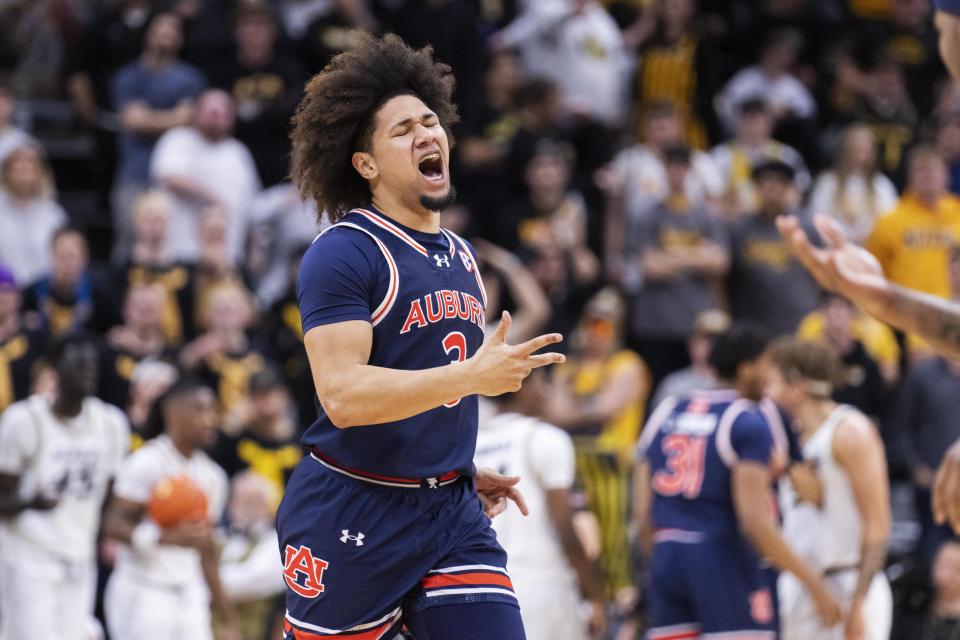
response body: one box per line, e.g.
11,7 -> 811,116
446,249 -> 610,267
283,544 -> 330,598
749,589 -> 774,625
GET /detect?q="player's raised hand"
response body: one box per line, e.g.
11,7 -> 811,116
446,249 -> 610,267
468,311 -> 565,396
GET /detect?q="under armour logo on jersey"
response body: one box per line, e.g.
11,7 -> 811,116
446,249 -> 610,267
433,254 -> 451,268
340,530 -> 365,546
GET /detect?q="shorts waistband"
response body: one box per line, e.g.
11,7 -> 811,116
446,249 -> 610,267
310,450 -> 461,489
823,564 -> 860,577
653,528 -> 706,544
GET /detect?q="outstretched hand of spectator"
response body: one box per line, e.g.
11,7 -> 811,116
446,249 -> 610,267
475,467 -> 529,518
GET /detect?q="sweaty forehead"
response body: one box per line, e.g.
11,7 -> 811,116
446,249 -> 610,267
374,94 -> 434,130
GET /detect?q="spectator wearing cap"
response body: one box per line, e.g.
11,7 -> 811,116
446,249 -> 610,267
0,147 -> 67,288
110,12 -> 206,259
716,29 -> 817,135
0,263 -> 47,413
210,368 -> 302,501
808,123 -> 899,244
206,3 -> 305,187
866,145 -> 960,300
728,160 -> 820,335
626,144 -> 729,388
649,309 -> 729,409
709,98 -> 810,218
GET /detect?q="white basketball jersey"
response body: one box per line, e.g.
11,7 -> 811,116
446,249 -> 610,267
111,434 -> 228,588
474,412 -> 577,584
0,395 -> 130,561
780,405 -> 863,571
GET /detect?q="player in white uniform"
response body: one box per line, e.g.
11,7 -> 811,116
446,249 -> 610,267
102,376 -> 237,640
0,335 -> 130,640
767,338 -> 892,640
475,369 -> 606,640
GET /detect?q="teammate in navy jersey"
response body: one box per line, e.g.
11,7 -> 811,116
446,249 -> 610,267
635,325 -> 841,639
276,34 -> 565,640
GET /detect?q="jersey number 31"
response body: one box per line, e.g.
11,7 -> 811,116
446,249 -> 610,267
653,434 -> 707,498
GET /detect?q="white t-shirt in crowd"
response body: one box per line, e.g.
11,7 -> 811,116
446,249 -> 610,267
610,144 -> 724,217
717,66 -> 817,133
150,126 -> 261,264
807,171 -> 898,244
0,395 -> 130,562
474,411 -> 577,584
111,434 -> 228,588
0,192 -> 67,287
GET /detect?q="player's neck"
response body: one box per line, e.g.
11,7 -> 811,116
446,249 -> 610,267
167,432 -> 196,458
794,399 -> 837,440
51,394 -> 85,420
370,193 -> 440,234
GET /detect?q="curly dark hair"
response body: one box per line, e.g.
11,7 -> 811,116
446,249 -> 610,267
290,33 -> 459,222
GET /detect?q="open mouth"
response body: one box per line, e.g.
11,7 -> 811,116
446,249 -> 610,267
418,152 -> 444,181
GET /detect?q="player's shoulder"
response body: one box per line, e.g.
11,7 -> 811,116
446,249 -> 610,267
0,396 -> 37,426
194,449 -> 230,485
302,222 -> 383,264
85,397 -> 130,428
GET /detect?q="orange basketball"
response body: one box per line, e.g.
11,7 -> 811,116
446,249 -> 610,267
148,475 -> 208,528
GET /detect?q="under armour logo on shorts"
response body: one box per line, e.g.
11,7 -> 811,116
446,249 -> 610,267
340,530 -> 365,546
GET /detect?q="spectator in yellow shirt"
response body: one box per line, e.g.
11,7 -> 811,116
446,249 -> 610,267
866,146 -> 960,299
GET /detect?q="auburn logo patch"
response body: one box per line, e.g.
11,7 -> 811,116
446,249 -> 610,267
283,544 -> 329,598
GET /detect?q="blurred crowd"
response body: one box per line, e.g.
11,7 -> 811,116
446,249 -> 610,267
4,0 -> 960,638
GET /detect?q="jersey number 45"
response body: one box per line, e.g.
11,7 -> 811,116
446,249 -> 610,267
653,434 -> 707,499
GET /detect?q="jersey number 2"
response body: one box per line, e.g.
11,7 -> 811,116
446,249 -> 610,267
653,434 -> 707,498
442,332 -> 467,408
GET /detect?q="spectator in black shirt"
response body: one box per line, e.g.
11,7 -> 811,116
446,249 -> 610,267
207,3 -> 305,186
210,367 -> 302,499
98,283 -> 174,410
816,293 -> 886,420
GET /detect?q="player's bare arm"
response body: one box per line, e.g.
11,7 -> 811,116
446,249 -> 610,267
732,461 -> 843,627
305,311 -> 564,428
546,487 -> 607,638
632,461 -> 654,557
0,472 -> 57,515
833,413 -> 891,640
778,214 -> 960,359
787,462 -> 824,508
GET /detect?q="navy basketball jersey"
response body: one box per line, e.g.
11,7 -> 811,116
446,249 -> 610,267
637,389 -> 775,538
297,206 -> 487,479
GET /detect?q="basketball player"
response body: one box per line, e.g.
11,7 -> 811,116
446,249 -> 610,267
768,338 -> 892,640
102,376 -> 238,640
636,325 -> 841,639
278,34 -> 565,639
475,369 -> 606,640
0,334 -> 130,640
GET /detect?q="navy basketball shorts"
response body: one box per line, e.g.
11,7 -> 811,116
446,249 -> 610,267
936,0 -> 960,16
646,534 -> 777,640
277,454 -> 522,639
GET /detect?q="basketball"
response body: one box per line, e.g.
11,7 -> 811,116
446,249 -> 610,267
147,475 -> 208,528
